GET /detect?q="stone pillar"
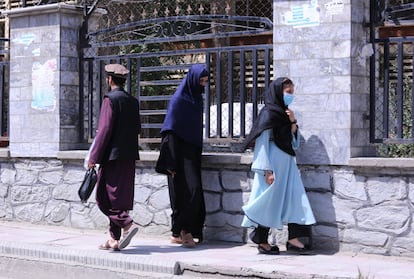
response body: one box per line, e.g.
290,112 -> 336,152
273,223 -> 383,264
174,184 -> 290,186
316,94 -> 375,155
5,3 -> 84,157
272,0 -> 375,165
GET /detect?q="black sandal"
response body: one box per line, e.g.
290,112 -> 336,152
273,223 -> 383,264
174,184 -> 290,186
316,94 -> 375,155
286,242 -> 312,254
257,244 -> 280,255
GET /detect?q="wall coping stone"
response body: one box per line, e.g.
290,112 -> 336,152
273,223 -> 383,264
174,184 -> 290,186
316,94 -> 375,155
54,151 -> 254,169
2,2 -> 83,17
51,152 -> 414,168
1,148 -> 413,169
348,157 -> 414,168
0,148 -> 10,158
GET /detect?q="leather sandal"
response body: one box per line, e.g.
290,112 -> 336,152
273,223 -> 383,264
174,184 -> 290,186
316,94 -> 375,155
98,240 -> 119,251
170,235 -> 183,244
118,224 -> 139,250
180,231 -> 196,248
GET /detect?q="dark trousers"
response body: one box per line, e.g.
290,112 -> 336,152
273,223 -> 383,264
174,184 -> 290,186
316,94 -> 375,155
166,136 -> 206,241
96,170 -> 133,241
96,198 -> 133,240
250,224 -> 312,244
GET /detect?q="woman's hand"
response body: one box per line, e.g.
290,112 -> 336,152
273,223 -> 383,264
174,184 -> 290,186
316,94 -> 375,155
265,170 -> 274,185
286,109 -> 298,132
285,109 -> 296,123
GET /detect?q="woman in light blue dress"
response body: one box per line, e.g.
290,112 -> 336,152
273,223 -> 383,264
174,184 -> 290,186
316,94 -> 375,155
241,77 -> 315,254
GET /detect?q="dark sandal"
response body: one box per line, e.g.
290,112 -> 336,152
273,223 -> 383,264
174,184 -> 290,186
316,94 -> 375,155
286,242 -> 312,254
257,244 -> 280,255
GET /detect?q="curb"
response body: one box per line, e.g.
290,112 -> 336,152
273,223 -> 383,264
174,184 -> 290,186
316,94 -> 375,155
0,240 -> 180,277
178,262 -> 353,279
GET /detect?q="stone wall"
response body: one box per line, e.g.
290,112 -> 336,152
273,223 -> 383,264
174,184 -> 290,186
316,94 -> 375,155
303,158 -> 414,257
0,151 -> 253,242
0,151 -> 413,257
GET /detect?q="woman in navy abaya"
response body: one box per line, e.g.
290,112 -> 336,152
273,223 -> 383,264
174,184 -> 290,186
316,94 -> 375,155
156,64 -> 209,248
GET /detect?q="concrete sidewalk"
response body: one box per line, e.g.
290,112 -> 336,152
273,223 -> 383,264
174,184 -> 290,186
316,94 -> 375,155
0,221 -> 413,279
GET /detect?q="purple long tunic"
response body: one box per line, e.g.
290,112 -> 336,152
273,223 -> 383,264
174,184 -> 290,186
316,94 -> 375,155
89,98 -> 135,211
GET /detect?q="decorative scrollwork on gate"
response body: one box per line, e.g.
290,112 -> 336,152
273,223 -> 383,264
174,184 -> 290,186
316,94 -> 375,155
86,15 -> 272,48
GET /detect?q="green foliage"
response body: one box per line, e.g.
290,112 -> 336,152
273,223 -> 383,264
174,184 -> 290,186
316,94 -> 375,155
377,143 -> 414,157
119,43 -> 181,97
377,71 -> 414,157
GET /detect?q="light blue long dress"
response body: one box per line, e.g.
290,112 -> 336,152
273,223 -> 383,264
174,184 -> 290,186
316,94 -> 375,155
241,128 -> 316,229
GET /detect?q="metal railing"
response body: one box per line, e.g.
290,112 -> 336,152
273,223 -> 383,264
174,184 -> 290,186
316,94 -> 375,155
0,61 -> 8,140
0,37 -> 9,142
80,4 -> 274,151
80,44 -> 273,150
370,36 -> 414,143
0,0 -> 275,151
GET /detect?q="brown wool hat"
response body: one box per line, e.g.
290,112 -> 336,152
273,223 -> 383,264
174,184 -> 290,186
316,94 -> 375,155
104,64 -> 129,78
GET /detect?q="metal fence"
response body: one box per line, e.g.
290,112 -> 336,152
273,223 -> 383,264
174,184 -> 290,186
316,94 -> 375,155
80,0 -> 274,150
0,0 -> 274,150
370,37 -> 414,144
81,44 -> 273,150
369,0 -> 414,144
88,0 -> 272,27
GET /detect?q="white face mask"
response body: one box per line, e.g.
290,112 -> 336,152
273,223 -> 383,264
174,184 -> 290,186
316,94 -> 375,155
283,92 -> 295,106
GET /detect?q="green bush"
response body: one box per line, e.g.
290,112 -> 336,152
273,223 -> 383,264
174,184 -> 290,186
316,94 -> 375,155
377,75 -> 414,157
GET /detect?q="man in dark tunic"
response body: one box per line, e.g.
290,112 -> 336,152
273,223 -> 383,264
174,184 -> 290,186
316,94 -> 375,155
88,64 -> 141,251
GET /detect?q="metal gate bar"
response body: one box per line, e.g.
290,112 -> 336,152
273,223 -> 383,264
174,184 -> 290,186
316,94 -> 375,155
228,52 -> 234,138
0,62 -> 7,137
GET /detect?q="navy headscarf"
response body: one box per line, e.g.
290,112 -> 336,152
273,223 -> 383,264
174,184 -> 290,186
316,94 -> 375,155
241,77 -> 296,156
160,64 -> 209,147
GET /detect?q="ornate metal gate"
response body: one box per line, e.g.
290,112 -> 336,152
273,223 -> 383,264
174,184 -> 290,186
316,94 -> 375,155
80,0 -> 273,151
370,0 -> 414,146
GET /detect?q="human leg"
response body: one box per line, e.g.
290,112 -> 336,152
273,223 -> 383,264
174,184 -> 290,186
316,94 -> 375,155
180,152 -> 205,245
249,225 -> 269,244
169,142 -> 205,247
96,169 -> 120,250
100,160 -> 137,249
167,174 -> 183,243
97,192 -> 136,249
108,209 -> 138,249
249,225 -> 279,255
287,223 -> 312,251
167,174 -> 196,247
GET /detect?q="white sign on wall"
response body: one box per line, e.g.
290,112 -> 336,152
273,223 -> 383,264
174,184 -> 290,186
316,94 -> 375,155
325,0 -> 345,16
282,0 -> 320,28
